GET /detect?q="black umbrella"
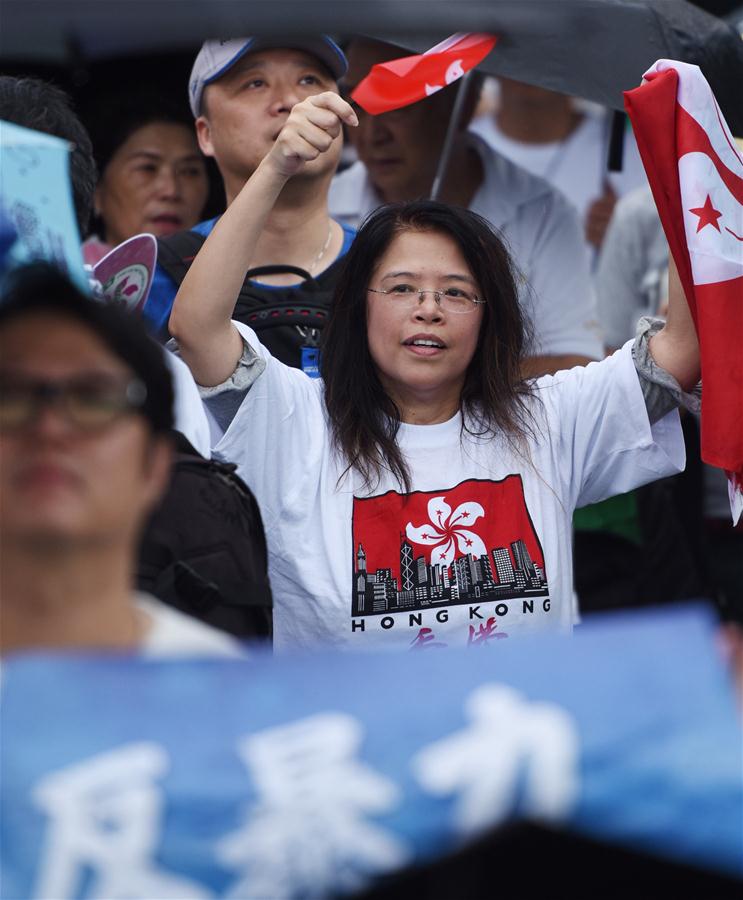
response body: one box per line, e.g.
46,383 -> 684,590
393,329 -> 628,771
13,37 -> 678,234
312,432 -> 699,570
2,1 -> 741,133
354,1 -> 743,198
362,0 -> 743,136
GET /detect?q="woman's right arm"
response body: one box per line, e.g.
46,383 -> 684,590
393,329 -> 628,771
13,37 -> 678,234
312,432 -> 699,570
168,162 -> 286,386
168,92 -> 357,387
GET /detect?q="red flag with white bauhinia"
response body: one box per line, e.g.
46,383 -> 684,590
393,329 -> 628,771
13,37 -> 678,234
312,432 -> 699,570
351,476 -> 548,622
351,33 -> 497,115
624,60 -> 743,524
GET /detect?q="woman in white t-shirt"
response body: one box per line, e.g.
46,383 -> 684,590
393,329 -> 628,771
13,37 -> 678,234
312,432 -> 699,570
170,93 -> 699,652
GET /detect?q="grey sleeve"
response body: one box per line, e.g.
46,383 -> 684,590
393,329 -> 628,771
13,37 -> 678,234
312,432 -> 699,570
632,316 -> 701,424
166,336 -> 266,434
596,200 -> 645,349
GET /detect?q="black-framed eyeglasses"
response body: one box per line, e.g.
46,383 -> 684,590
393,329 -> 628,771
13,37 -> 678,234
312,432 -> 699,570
0,374 -> 148,432
367,285 -> 485,314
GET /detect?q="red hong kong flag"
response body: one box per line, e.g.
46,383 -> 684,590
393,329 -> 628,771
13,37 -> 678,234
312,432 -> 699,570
353,476 -> 546,588
624,61 -> 743,524
351,33 -> 498,115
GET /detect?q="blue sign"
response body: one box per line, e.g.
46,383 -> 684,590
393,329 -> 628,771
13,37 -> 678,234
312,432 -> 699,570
1,604 -> 741,898
0,120 -> 87,291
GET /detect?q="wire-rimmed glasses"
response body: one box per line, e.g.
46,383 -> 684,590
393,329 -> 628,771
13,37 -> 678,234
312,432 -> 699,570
367,284 -> 485,314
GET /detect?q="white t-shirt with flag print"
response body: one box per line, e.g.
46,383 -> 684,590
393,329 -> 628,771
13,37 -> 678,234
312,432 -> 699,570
209,323 -> 684,653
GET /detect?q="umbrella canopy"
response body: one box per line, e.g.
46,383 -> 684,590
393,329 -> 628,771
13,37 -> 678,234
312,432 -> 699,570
0,0 -> 526,60
362,0 -> 743,135
2,0 -> 742,133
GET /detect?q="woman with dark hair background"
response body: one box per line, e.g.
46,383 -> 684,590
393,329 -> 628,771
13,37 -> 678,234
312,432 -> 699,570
82,94 -> 211,264
170,92 -> 699,653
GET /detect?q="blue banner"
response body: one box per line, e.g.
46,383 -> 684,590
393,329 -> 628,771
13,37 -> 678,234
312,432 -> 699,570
1,604 -> 741,898
0,120 -> 87,291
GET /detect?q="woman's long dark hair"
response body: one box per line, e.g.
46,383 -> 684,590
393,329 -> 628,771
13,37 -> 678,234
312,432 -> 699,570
321,201 -> 536,491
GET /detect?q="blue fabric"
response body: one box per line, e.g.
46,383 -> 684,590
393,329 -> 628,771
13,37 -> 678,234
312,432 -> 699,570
142,218 -> 356,338
0,208 -> 19,273
0,122 -> 88,292
1,603 -> 741,898
142,217 -> 217,336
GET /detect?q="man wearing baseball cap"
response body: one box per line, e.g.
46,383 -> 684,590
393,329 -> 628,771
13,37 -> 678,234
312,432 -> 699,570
143,36 -> 356,374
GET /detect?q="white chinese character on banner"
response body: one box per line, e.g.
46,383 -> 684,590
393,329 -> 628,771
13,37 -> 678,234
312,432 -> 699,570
218,713 -> 408,899
31,742 -> 210,899
413,684 -> 579,833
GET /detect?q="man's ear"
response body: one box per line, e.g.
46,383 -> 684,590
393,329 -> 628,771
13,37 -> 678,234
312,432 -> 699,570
434,75 -> 481,135
195,116 -> 216,159
141,435 -> 175,515
460,74 -> 486,130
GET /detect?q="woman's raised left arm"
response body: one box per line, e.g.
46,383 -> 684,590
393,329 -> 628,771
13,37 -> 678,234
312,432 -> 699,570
647,254 -> 700,391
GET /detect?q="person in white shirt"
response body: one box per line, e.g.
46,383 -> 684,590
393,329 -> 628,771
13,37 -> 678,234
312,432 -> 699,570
170,92 -> 699,653
469,78 -> 648,255
0,265 -> 241,658
330,38 -> 602,376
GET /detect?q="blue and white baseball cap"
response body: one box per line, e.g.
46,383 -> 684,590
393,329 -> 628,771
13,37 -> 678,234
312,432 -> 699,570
189,36 -> 348,116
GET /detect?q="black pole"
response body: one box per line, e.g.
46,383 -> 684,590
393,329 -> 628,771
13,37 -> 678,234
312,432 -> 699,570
607,109 -> 626,173
430,70 -> 475,201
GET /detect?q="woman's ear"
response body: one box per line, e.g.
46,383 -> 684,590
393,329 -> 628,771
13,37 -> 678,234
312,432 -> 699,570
89,182 -> 108,241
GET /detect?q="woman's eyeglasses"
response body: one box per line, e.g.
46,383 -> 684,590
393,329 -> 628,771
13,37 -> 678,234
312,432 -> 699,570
367,285 -> 485,314
0,374 -> 148,432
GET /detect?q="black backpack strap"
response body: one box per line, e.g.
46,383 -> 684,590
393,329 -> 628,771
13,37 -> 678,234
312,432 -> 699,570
170,429 -> 202,458
156,231 -> 208,286
245,264 -> 314,282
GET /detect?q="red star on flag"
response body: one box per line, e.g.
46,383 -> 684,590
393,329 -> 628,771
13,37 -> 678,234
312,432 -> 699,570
624,61 -> 743,524
689,194 -> 722,233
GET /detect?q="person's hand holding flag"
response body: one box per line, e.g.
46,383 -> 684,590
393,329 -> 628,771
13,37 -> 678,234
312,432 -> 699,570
624,61 -> 743,524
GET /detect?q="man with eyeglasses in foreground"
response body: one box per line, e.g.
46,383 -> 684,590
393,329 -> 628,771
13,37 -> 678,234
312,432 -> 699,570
0,265 -> 242,657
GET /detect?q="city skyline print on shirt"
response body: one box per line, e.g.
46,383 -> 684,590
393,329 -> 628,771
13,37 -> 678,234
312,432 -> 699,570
351,476 -> 549,619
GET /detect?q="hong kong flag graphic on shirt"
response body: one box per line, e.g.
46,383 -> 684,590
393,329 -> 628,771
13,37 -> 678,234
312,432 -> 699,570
351,477 -> 548,617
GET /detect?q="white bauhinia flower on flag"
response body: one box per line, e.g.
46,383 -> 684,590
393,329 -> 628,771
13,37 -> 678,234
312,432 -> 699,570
406,495 -> 486,568
624,60 -> 743,524
350,33 -> 497,116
